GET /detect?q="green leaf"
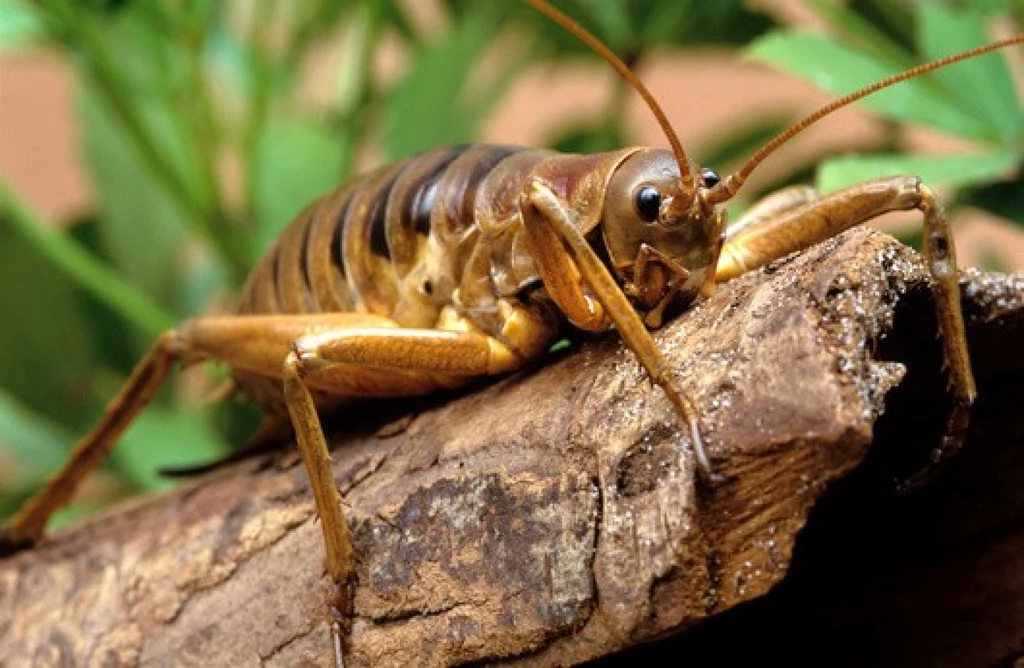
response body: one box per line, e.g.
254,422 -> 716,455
817,150 -> 1017,193
0,388 -> 72,495
383,4 -> 516,159
0,210 -> 100,428
919,5 -> 1021,141
502,0 -> 773,56
111,405 -> 228,492
252,117 -> 350,254
748,31 -> 992,139
635,1 -> 773,48
0,185 -> 174,339
379,0 -> 418,44
968,180 -> 1024,229
79,81 -> 191,325
807,0 -> 913,62
0,0 -> 46,51
579,1 -> 633,52
206,19 -> 251,99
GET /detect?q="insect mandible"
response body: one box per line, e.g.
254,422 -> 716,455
2,0 -> 1022,663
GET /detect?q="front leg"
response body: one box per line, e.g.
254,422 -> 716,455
716,176 -> 976,479
519,179 -> 719,481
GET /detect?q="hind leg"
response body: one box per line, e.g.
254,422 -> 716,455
0,332 -> 184,551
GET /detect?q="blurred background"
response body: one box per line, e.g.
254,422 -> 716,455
1,0 -> 1022,527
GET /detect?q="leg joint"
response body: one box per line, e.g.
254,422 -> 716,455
282,346 -> 311,380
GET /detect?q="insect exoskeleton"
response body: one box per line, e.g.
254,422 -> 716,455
2,0 -> 1022,664
218,143 -> 724,416
601,150 -> 725,312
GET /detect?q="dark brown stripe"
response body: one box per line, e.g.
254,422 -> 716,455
368,196 -> 390,258
342,162 -> 405,315
303,189 -> 354,313
298,211 -> 315,299
434,145 -> 520,241
330,195 -> 353,279
368,169 -> 404,260
407,146 -> 470,236
273,241 -> 291,313
266,245 -> 284,313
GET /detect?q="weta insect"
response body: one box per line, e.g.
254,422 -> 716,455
2,0 -> 1021,663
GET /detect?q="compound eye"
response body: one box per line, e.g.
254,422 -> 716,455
700,168 -> 721,189
634,185 -> 661,222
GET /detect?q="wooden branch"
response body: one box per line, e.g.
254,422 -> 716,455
2,228 -> 1021,666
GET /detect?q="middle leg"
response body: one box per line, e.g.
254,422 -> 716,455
714,176 -> 976,478
281,322 -> 528,644
181,312 -> 532,659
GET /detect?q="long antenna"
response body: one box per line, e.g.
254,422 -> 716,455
705,34 -> 1024,204
525,0 -> 697,200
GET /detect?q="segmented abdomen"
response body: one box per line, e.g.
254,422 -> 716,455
236,143 -> 536,328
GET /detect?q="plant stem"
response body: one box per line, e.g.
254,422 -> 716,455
0,183 -> 175,337
242,0 -> 276,233
182,9 -> 232,248
332,0 -> 384,177
49,0 -> 247,276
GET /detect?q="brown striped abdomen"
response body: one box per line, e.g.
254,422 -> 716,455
232,143 -> 637,412
237,144 -> 535,327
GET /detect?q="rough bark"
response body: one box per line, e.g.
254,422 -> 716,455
1,228 -> 1021,667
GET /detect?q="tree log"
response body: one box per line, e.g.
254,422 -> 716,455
1,228 -> 1021,667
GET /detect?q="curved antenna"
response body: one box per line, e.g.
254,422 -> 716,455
525,0 -> 697,200
705,34 -> 1024,205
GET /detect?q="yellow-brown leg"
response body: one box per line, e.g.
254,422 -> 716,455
724,184 -> 818,243
629,243 -> 698,328
281,351 -> 352,667
520,179 -> 719,481
277,325 -> 525,584
275,321 -> 526,661
715,176 -> 976,478
0,331 -> 184,552
0,313 -> 400,553
3,310 -> 532,665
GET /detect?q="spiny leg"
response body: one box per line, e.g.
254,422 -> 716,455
267,320 -> 528,662
714,175 -> 976,480
520,179 -> 719,481
0,331 -> 184,552
282,351 -> 352,667
2,310 -> 531,666
0,313 -> 397,553
128,312 -> 527,665
910,184 -> 975,486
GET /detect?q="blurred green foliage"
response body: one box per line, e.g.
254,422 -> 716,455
750,0 -> 1023,200
0,0 -> 1020,526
